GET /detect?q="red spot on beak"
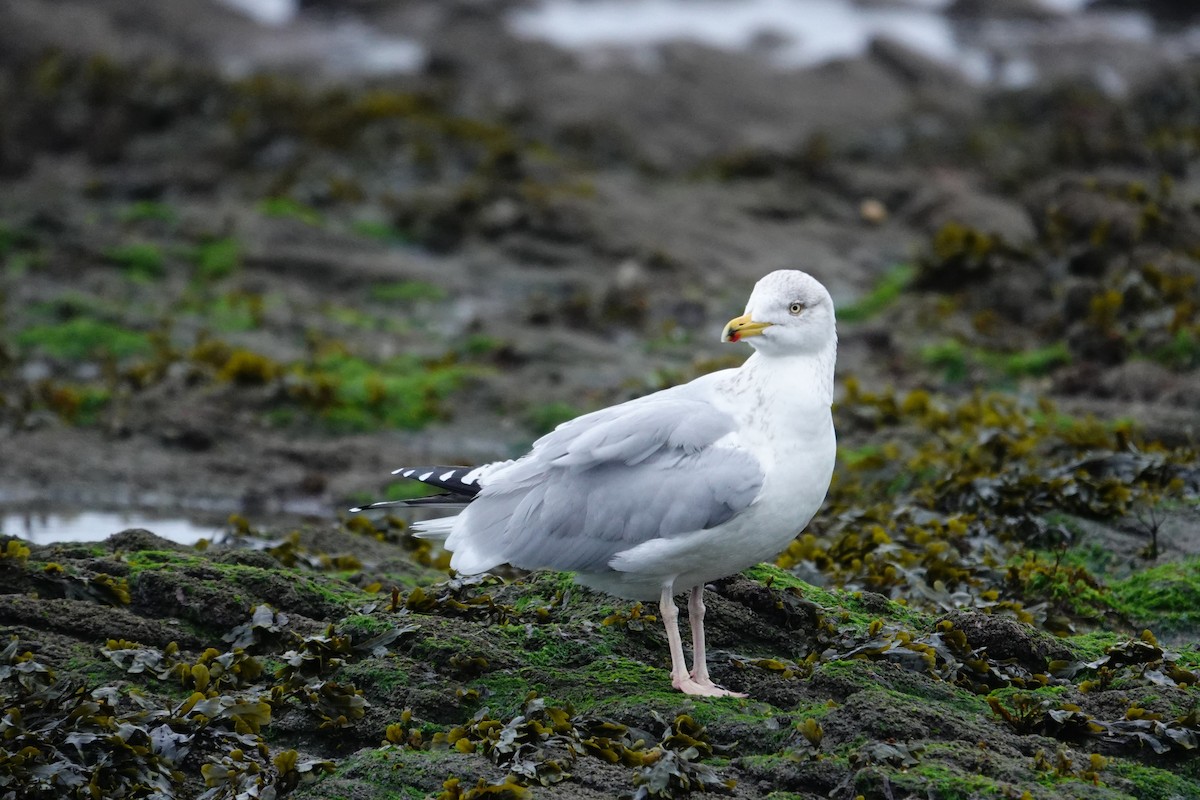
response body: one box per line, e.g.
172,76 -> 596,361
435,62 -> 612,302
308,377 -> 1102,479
728,332 -> 741,342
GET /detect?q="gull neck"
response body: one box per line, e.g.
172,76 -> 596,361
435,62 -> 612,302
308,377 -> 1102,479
742,337 -> 837,407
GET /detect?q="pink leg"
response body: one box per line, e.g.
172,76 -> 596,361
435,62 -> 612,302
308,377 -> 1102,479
687,585 -> 746,698
659,582 -> 691,689
659,583 -> 746,698
688,585 -> 712,685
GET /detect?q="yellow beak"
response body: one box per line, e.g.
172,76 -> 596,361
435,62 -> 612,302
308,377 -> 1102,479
722,313 -> 773,343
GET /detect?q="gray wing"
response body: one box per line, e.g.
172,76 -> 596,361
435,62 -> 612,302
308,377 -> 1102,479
451,393 -> 764,573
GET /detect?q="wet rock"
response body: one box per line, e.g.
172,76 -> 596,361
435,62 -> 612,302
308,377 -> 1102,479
940,611 -> 1073,672
215,549 -> 282,570
821,686 -> 989,745
128,556 -> 343,630
0,594 -> 206,649
710,576 -> 824,654
0,0 -> 249,67
1097,359 -> 1194,403
1066,320 -> 1128,364
600,259 -> 651,328
1089,0 -> 1200,22
856,591 -> 892,614
736,755 -> 843,797
106,527 -> 186,553
1035,181 -> 1144,248
477,196 -> 525,236
911,188 -> 1038,246
1063,278 -> 1101,321
868,37 -> 969,92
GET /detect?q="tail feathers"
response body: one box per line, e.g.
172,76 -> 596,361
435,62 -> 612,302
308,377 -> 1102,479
411,516 -> 458,540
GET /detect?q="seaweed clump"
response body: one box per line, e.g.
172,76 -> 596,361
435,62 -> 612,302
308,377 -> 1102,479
903,177 -> 1200,381
0,637 -> 329,800
425,696 -> 734,797
788,384 -> 1198,634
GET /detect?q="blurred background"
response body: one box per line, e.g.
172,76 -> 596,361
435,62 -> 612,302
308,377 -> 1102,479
6,8 -> 1200,796
1,0 -> 1199,544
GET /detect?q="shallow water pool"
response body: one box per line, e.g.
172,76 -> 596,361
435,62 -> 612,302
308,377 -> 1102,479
0,511 -> 223,546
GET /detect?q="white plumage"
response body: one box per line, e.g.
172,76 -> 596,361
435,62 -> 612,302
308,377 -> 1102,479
364,270 -> 837,696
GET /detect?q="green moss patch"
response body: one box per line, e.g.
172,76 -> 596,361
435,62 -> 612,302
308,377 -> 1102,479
1109,559 -> 1200,638
836,264 -> 915,323
15,318 -> 153,361
289,351 -> 480,432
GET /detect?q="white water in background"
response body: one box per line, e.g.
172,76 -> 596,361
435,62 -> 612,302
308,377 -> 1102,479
509,0 -> 1174,86
1,511 -> 222,545
212,0 -> 425,76
217,0 -> 297,27
210,0 -> 1195,86
510,0 -> 960,69
221,19 -> 426,77
213,0 -> 1095,24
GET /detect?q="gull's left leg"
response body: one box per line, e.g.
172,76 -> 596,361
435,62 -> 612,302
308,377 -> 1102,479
659,581 -> 691,691
686,584 -> 746,698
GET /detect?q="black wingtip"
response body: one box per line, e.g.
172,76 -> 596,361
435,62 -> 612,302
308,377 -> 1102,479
351,466 -> 483,515
388,465 -> 483,497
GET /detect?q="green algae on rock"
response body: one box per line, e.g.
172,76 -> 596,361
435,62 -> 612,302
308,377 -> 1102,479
4,520 -> 1200,799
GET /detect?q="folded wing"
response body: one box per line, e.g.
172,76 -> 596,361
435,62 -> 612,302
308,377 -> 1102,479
446,392 -> 764,574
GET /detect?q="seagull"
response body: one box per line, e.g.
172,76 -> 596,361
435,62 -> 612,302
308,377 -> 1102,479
353,270 -> 837,696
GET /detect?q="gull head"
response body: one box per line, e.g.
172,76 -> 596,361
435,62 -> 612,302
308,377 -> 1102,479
721,269 -> 836,357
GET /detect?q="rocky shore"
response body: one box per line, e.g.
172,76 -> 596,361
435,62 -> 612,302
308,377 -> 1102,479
2,1 -> 1199,797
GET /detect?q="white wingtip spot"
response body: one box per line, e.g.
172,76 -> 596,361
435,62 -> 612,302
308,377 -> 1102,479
439,470 -> 456,481
349,506 -> 364,513
461,474 -> 476,485
418,471 -> 434,481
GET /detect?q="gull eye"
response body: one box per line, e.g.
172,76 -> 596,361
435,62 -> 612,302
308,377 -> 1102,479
788,302 -> 804,316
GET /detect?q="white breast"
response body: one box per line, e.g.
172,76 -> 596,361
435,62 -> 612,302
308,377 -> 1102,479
588,355 -> 837,600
